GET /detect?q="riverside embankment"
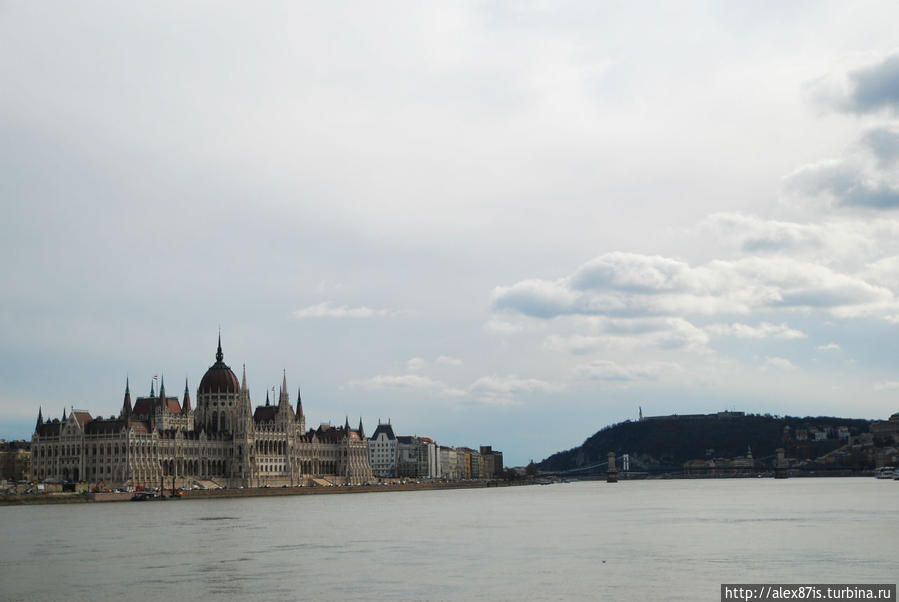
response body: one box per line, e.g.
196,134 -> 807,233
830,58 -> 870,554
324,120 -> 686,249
0,479 -> 529,506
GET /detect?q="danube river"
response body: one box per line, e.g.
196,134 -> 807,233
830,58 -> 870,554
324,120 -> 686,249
1,478 -> 896,601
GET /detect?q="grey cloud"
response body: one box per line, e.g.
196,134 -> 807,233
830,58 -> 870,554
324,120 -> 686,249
490,279 -> 580,318
846,53 -> 899,114
569,252 -> 693,293
860,125 -> 899,166
493,252 -> 898,322
701,213 -> 825,253
812,52 -> 899,115
777,285 -> 884,309
785,159 -> 899,209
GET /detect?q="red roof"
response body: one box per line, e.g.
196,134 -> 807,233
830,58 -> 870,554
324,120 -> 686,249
198,339 -> 239,394
132,397 -> 182,416
253,406 -> 277,423
72,411 -> 93,427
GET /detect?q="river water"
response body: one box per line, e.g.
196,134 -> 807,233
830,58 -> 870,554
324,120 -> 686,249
1,478 -> 896,601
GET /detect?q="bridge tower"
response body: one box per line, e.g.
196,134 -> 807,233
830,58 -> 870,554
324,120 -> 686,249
607,451 -> 619,483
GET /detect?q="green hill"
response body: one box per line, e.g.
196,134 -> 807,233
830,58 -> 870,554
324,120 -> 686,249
538,413 -> 871,473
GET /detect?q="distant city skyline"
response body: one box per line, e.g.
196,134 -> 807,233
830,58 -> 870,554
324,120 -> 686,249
3,3 -> 899,465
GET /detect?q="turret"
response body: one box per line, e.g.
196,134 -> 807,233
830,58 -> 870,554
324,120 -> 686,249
278,370 -> 290,410
296,386 -> 305,433
121,377 -> 132,418
358,417 -> 365,439
158,375 -> 167,411
36,406 -> 43,430
296,387 -> 303,417
239,364 -> 252,415
182,377 -> 191,412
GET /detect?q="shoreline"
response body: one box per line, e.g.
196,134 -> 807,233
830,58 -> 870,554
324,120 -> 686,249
3,471 -> 887,506
0,479 -> 530,506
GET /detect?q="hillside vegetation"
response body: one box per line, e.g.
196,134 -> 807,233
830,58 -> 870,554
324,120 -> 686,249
538,414 -> 871,473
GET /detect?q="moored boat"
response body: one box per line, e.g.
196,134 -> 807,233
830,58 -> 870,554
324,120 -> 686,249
874,466 -> 895,479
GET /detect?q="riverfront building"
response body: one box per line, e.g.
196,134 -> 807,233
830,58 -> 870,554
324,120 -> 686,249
30,338 -> 372,488
368,422 -> 397,478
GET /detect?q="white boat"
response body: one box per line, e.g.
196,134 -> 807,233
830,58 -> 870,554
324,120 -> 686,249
874,466 -> 895,479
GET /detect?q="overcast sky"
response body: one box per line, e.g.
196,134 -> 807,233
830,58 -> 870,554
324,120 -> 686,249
3,2 -> 899,465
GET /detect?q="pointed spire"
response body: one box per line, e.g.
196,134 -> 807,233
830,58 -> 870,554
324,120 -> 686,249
62,407 -> 67,422
121,377 -> 132,417
159,375 -> 166,399
296,386 -> 303,417
345,415 -> 350,430
216,331 -> 224,363
279,370 -> 289,407
358,417 -> 364,438
182,377 -> 191,412
265,389 -> 270,406
239,365 -> 252,415
36,407 -> 43,430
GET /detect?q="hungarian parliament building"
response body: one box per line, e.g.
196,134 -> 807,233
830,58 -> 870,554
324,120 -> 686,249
29,338 -> 374,488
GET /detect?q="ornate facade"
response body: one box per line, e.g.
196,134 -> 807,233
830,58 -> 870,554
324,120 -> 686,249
30,338 -> 372,487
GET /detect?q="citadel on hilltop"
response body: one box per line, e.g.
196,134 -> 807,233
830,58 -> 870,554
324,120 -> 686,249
27,337 -> 503,489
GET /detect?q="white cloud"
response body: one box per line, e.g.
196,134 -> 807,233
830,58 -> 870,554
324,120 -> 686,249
543,317 -> 710,353
406,357 -> 427,371
349,374 -> 465,397
543,334 -> 604,355
573,359 -> 682,384
291,302 -> 390,319
313,280 -> 344,294
873,380 -> 899,391
353,372 -> 558,407
469,374 -> 559,406
436,355 -> 463,366
763,357 -> 798,371
706,322 -> 806,340
862,255 -> 899,292
698,213 -> 899,268
816,342 -> 840,351
485,318 -> 525,334
405,355 -> 461,370
470,375 -> 558,394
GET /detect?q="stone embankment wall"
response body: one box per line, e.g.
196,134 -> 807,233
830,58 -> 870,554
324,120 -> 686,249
183,479 -> 517,500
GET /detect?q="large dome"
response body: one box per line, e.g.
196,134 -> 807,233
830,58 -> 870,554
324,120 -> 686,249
198,336 -> 240,395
